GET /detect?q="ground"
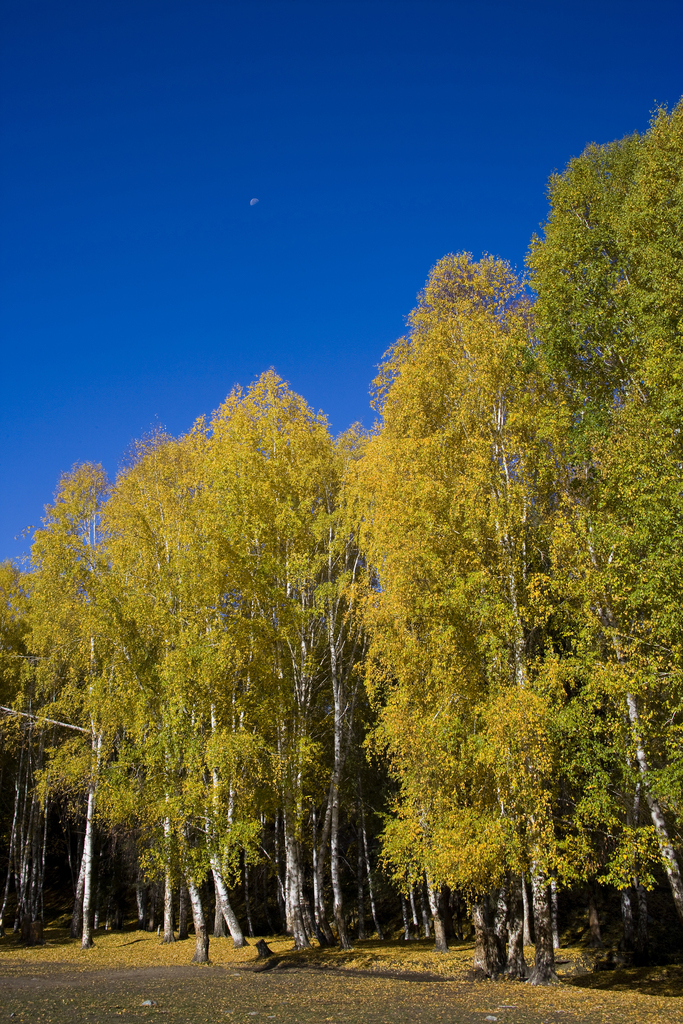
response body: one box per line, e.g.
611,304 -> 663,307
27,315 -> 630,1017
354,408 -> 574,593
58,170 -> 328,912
0,929 -> 682,1024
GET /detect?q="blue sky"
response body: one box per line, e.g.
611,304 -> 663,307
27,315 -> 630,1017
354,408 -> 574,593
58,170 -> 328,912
2,0 -> 682,562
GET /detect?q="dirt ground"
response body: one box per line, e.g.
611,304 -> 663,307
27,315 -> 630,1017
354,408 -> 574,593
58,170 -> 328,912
0,929 -> 682,1024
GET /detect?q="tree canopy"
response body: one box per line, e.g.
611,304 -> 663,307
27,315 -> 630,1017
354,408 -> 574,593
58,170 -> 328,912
2,101 -> 683,981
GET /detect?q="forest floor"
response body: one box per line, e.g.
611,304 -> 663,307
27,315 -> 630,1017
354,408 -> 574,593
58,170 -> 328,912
0,929 -> 682,1024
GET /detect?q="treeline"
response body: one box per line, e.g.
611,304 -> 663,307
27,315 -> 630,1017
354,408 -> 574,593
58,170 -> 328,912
2,103 -> 683,983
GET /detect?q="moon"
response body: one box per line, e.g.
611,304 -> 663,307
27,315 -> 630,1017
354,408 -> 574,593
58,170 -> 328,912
250,198 -> 259,206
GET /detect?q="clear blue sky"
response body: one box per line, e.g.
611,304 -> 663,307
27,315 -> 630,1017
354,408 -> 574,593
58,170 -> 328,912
2,0 -> 682,562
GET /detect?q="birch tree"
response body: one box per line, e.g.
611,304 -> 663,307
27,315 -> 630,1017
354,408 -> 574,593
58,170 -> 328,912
359,253 -> 562,981
27,463 -> 111,947
528,100 -> 683,933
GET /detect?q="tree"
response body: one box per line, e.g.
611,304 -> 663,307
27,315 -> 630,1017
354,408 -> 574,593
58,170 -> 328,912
359,253 -> 561,982
29,463 -> 111,948
0,562 -> 30,936
200,372 -> 367,949
528,99 -> 683,935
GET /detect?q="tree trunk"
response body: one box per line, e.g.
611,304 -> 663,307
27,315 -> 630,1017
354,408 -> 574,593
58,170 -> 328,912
135,871 -> 146,930
493,883 -> 508,971
214,888 -> 227,937
409,888 -> 420,939
641,785 -> 683,923
300,885 -> 322,944
187,877 -> 209,963
178,885 -> 189,940
210,859 -> 245,947
451,888 -> 463,941
600,605 -> 683,927
244,858 -> 255,938
505,873 -> 528,980
29,734 -> 47,927
80,736 -> 100,950
161,815 -> 175,942
283,814 -> 309,948
80,801 -> 95,948
359,797 -> 383,939
472,897 -> 502,978
16,745 -> 33,932
635,879 -> 649,965
27,757 -> 45,925
330,777 -> 351,949
20,784 -> 39,930
427,884 -> 448,952
93,857 -> 101,932
521,872 -> 532,945
1,730 -> 24,936
587,882 -> 603,948
0,803 -> 16,933
356,831 -> 365,940
37,794 -> 49,926
621,887 -> 635,952
527,870 -> 558,985
260,852 -> 274,934
328,595 -> 354,952
312,801 -> 335,945
274,811 -> 287,932
70,845 -> 86,939
401,896 -> 410,940
147,884 -> 157,931
419,881 -> 431,939
163,867 -> 175,943
213,896 -> 227,937
440,884 -> 455,939
550,877 -> 560,949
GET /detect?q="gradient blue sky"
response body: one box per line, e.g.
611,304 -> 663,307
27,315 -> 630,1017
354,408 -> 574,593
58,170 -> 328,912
2,0 -> 682,562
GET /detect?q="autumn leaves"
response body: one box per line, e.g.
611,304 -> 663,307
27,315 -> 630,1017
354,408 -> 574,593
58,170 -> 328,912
366,102 -> 683,976
2,101 -> 683,977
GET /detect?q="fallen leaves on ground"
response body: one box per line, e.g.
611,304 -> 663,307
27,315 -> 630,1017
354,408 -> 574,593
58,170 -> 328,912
0,929 -> 681,1023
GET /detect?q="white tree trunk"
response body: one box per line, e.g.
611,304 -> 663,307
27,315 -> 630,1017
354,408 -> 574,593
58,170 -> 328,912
80,788 -> 96,948
187,877 -> 209,963
550,877 -> 560,949
210,858 -> 246,947
626,692 -> 683,925
81,732 -> 102,950
283,813 -> 309,948
527,870 -> 558,986
505,874 -> 528,980
330,774 -> 351,949
597,598 -> 683,926
162,816 -> 175,942
163,870 -> 175,942
427,884 -> 448,952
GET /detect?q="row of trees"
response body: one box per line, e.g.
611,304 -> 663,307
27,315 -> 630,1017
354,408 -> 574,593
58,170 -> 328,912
1,101 -> 683,983
363,102 -> 683,981
1,375 -> 384,962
